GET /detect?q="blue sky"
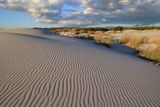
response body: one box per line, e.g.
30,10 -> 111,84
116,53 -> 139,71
0,9 -> 52,28
0,2 -> 83,28
0,0 -> 160,28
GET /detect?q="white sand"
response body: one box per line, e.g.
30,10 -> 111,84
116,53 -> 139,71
0,29 -> 160,107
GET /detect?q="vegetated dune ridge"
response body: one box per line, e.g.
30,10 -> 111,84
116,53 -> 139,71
0,29 -> 160,107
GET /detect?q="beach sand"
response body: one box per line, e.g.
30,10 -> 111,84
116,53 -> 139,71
0,29 -> 160,107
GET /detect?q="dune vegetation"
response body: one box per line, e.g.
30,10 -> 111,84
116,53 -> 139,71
119,35 -> 160,62
51,27 -> 160,63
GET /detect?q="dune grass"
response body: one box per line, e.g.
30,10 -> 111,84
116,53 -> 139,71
51,28 -> 160,63
94,32 -> 114,47
120,36 -> 149,48
94,33 -> 160,63
139,47 -> 160,62
120,35 -> 160,63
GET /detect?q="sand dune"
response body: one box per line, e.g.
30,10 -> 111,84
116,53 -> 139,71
0,29 -> 160,107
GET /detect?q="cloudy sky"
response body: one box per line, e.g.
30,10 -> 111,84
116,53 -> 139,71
0,0 -> 160,28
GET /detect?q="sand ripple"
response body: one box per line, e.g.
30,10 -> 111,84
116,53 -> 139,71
0,29 -> 160,107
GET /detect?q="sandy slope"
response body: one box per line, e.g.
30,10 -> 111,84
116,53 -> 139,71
0,29 -> 160,107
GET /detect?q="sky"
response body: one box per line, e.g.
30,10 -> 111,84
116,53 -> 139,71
0,0 -> 160,28
0,9 -> 51,28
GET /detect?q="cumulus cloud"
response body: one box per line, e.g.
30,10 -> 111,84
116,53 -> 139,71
0,0 -> 160,26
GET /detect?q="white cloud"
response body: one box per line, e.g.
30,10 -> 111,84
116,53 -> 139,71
0,0 -> 160,26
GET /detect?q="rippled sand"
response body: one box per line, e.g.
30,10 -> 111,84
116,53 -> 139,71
0,29 -> 160,107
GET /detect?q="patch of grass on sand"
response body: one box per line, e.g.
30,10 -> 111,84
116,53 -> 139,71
120,35 -> 160,62
94,32 -> 114,47
120,36 -> 148,48
51,27 -> 160,63
139,47 -> 160,62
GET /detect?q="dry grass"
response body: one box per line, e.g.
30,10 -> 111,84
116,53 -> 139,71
140,36 -> 160,62
119,35 -> 160,62
120,36 -> 149,48
101,35 -> 113,44
139,47 -> 160,62
52,28 -> 160,63
149,36 -> 160,47
120,35 -> 130,44
94,32 -> 103,43
94,32 -> 113,46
